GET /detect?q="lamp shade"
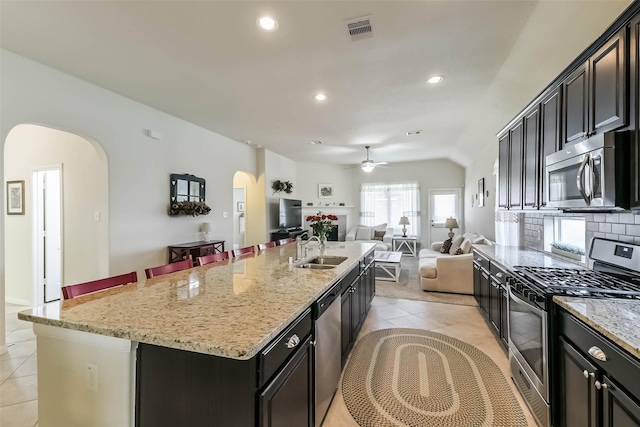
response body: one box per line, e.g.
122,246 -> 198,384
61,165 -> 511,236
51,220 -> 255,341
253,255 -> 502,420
444,218 -> 459,229
200,222 -> 211,232
399,216 -> 410,225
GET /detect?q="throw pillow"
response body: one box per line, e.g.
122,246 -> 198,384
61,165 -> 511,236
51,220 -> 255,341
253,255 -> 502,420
355,226 -> 373,241
459,238 -> 472,254
373,230 -> 385,241
372,223 -> 388,231
449,235 -> 465,255
471,235 -> 485,245
440,238 -> 453,253
454,247 -> 464,255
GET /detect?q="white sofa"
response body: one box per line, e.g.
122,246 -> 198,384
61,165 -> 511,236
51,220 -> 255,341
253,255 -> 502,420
345,224 -> 393,251
418,233 -> 490,294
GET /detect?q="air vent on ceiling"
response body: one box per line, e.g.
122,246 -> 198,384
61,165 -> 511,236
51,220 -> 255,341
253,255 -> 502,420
346,16 -> 373,41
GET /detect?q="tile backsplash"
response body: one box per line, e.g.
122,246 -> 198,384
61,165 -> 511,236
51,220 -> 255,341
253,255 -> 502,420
523,211 -> 640,253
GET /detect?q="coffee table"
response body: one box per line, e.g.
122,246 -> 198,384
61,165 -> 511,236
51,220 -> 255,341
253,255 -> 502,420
374,251 -> 402,282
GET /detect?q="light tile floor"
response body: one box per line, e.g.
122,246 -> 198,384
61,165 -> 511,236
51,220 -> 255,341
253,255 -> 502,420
2,298 -> 536,427
2,303 -> 38,427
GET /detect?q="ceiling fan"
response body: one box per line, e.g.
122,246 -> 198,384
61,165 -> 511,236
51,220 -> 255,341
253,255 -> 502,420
350,145 -> 390,173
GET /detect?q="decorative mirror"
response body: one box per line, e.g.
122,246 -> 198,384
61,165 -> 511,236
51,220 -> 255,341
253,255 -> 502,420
170,173 -> 206,203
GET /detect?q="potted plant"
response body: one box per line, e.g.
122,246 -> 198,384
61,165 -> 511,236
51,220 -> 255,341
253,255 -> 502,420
169,200 -> 212,217
271,179 -> 294,194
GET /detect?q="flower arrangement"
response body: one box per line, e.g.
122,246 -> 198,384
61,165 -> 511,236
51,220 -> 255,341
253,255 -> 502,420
169,200 -> 211,216
306,212 -> 338,241
271,179 -> 294,194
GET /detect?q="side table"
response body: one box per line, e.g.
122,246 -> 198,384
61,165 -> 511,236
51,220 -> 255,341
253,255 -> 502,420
168,240 -> 226,263
392,236 -> 417,257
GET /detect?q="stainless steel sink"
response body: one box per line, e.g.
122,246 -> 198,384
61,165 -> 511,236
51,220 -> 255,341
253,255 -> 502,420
296,256 -> 348,269
305,256 -> 348,266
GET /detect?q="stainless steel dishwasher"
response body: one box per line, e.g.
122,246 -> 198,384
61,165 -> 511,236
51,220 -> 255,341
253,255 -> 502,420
313,283 -> 342,427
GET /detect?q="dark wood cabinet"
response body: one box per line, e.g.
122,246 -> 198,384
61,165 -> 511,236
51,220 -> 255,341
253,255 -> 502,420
563,61 -> 590,146
563,28 -> 627,148
630,14 -> 640,210
259,335 -> 313,427
473,250 -> 508,351
602,374 -> 640,427
509,121 -> 524,209
341,258 -> 374,367
558,337 -> 598,427
590,28 -> 627,134
523,106 -> 541,208
540,86 -> 562,208
498,133 -> 510,209
555,309 -> 640,427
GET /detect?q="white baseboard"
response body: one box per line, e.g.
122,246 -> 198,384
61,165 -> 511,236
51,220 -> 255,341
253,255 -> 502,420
5,297 -> 31,306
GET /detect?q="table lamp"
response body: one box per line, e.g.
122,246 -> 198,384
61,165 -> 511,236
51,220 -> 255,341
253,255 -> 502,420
399,216 -> 410,237
200,222 -> 212,241
444,217 -> 459,239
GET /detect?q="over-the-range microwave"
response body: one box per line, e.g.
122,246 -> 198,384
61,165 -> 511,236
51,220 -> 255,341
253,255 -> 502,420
545,131 -> 631,211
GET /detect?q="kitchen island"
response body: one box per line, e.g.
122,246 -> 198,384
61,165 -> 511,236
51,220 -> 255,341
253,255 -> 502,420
19,241 -> 376,427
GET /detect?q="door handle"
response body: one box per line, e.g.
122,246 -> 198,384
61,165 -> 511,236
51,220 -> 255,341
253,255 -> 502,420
576,154 -> 590,205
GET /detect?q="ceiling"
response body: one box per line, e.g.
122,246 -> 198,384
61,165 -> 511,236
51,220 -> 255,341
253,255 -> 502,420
0,1 -> 632,167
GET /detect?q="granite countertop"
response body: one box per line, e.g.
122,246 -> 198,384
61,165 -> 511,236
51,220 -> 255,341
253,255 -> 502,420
473,244 -> 584,271
18,242 -> 375,360
554,297 -> 640,359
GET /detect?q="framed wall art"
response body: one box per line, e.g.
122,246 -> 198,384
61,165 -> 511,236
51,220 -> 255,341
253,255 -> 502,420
7,180 -> 25,215
319,184 -> 334,199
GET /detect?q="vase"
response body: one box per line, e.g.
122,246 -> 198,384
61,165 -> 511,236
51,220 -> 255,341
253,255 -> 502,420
318,233 -> 328,256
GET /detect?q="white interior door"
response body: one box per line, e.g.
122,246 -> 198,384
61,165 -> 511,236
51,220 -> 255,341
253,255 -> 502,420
34,167 -> 63,303
428,188 -> 461,245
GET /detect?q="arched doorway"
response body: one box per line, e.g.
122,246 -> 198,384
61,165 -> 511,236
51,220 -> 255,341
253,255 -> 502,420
4,124 -> 109,306
232,171 -> 266,248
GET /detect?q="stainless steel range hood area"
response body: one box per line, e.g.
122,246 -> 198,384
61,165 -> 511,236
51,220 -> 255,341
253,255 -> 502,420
545,131 -> 634,212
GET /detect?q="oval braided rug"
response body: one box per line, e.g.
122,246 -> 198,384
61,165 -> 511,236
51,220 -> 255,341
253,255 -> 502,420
342,328 -> 528,427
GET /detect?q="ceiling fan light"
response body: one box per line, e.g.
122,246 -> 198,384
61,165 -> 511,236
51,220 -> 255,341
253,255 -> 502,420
361,161 -> 375,173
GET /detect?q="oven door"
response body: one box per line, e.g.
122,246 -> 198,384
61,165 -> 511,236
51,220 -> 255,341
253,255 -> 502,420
508,287 -> 548,401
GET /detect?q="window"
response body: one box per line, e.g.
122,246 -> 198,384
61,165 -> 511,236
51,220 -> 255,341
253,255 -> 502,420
360,182 -> 420,237
544,216 -> 586,259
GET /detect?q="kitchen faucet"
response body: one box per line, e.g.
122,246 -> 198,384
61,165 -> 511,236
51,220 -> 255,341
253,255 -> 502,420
296,235 -> 320,261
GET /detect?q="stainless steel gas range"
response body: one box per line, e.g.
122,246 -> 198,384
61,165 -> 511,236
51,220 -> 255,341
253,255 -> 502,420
508,238 -> 640,427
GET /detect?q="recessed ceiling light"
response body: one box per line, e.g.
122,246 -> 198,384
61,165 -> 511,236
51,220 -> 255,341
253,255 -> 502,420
427,76 -> 444,84
257,16 -> 278,31
313,93 -> 328,101
309,140 -> 324,145
244,140 -> 252,145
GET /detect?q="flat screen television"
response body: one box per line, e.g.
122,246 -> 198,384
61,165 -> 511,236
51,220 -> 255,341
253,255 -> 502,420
279,198 -> 302,229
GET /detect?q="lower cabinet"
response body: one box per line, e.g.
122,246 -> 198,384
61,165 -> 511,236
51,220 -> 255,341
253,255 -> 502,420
341,257 -> 374,367
259,335 -> 313,427
555,309 -> 640,427
472,250 -> 508,351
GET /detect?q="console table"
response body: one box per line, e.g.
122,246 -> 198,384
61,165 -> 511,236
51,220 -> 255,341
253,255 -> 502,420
168,240 -> 225,263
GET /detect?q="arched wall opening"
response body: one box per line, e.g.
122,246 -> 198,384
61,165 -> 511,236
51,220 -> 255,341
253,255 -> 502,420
232,171 -> 266,247
4,124 -> 109,306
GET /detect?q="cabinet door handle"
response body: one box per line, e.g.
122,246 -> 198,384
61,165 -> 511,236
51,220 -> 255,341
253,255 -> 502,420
588,346 -> 607,362
595,381 -> 608,390
496,273 -> 503,278
583,370 -> 595,379
286,334 -> 300,349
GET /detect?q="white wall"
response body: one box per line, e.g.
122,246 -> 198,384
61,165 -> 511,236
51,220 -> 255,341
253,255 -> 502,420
297,158 -> 465,249
5,125 -> 108,305
463,143 -> 498,241
1,50 -> 256,290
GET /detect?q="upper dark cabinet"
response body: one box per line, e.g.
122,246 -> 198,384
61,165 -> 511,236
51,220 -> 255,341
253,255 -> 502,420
498,133 -> 510,209
630,14 -> 640,210
509,121 -> 524,210
563,61 -> 590,146
523,106 -> 540,209
540,86 -> 562,208
563,28 -> 627,147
